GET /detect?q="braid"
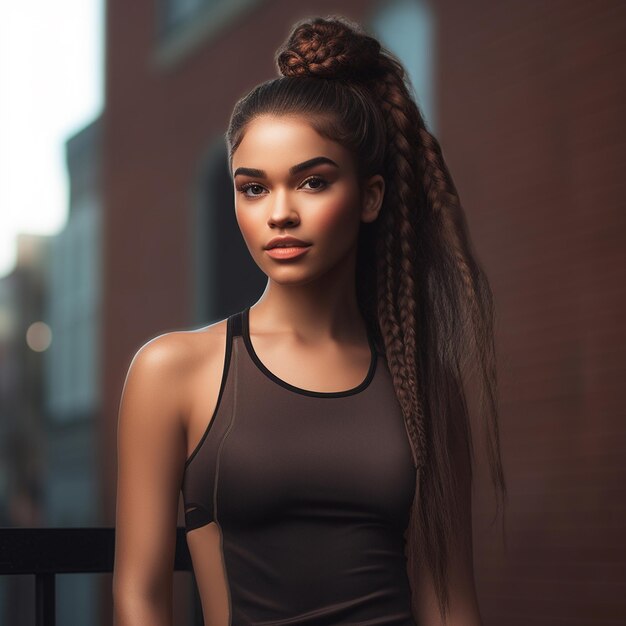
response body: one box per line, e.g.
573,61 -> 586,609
276,15 -> 383,83
417,124 -> 505,495
368,53 -> 454,617
370,61 -> 428,474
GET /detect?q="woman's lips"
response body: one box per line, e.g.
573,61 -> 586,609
265,245 -> 312,259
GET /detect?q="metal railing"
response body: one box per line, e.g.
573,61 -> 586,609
0,526 -> 193,626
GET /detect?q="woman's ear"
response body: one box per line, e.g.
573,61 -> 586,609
360,174 -> 385,224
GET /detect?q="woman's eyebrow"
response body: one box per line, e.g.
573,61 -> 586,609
233,156 -> 339,179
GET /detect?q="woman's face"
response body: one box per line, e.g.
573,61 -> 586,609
231,114 -> 384,285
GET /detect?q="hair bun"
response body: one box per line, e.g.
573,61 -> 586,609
275,15 -> 382,83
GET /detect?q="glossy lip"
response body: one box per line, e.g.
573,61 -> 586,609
265,246 -> 311,260
264,235 -> 312,249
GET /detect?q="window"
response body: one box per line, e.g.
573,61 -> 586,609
158,0 -> 215,36
154,0 -> 263,69
369,0 -> 437,132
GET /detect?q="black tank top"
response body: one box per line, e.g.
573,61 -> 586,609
181,306 -> 417,625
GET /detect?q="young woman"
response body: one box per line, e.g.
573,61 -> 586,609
113,14 -> 507,626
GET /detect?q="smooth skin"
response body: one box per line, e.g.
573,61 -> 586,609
113,114 -> 482,625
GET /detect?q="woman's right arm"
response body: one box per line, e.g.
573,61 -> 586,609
112,333 -> 190,626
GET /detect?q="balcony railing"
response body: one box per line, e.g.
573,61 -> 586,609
0,526 -> 194,626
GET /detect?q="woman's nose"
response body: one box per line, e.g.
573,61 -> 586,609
267,190 -> 300,227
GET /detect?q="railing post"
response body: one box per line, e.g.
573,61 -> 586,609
1,527 -> 193,624
36,572 -> 55,626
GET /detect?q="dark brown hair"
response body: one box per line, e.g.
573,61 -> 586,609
225,14 -> 507,622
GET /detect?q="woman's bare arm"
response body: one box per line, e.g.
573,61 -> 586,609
112,333 -> 190,626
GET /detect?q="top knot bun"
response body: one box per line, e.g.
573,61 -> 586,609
275,15 -> 383,83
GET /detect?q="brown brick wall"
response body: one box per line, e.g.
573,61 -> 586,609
436,1 -> 626,623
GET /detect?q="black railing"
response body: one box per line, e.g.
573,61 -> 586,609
0,526 -> 193,626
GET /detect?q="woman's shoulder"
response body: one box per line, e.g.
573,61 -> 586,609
132,317 -> 230,378
124,319 -> 228,401
119,319 -> 231,443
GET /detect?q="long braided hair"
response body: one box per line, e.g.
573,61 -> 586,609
225,14 -> 507,622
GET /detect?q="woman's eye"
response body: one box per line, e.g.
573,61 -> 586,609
238,183 -> 266,197
301,176 -> 328,191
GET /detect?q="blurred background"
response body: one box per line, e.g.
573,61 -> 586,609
0,0 -> 624,624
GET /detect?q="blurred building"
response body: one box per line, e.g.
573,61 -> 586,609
43,116 -> 104,624
0,114 -> 104,625
100,0 -> 626,625
0,233 -> 52,625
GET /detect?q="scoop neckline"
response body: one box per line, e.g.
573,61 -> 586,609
241,305 -> 378,398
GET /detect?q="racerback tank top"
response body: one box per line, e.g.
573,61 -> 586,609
181,306 -> 418,625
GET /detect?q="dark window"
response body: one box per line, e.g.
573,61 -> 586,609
192,139 -> 266,325
158,0 -> 224,36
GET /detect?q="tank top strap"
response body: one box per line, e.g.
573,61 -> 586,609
230,308 -> 244,338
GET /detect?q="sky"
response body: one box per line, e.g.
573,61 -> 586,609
0,0 -> 104,279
